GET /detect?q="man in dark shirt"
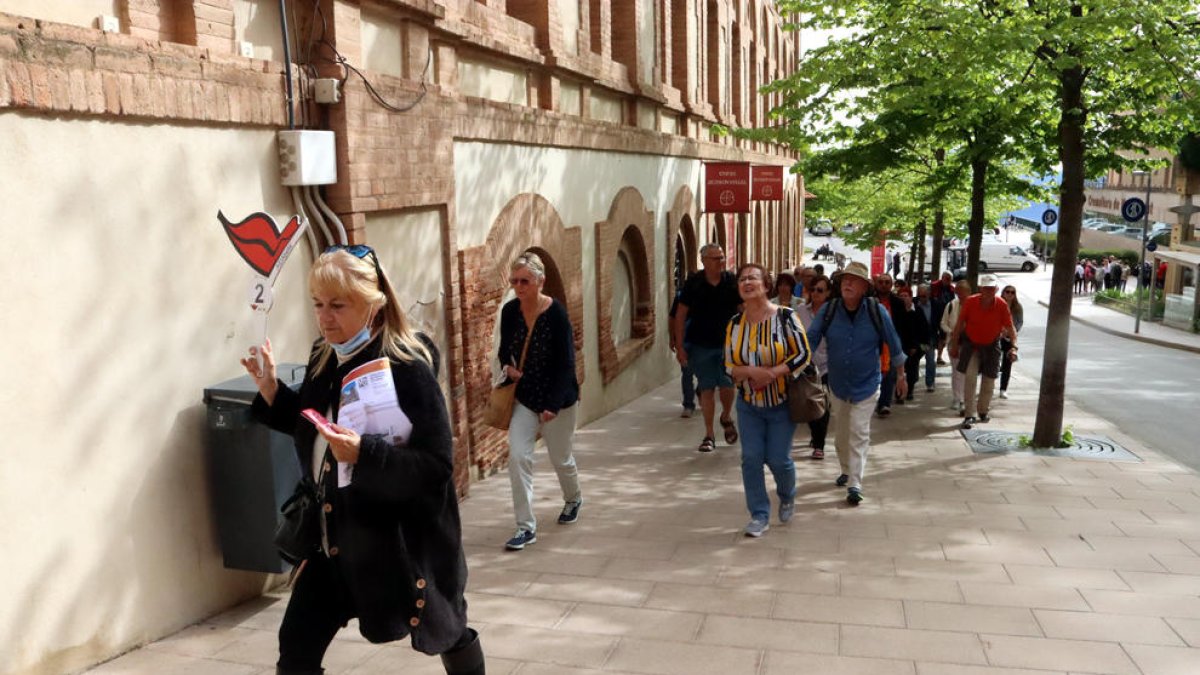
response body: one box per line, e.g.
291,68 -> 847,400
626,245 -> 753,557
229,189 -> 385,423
674,244 -> 742,452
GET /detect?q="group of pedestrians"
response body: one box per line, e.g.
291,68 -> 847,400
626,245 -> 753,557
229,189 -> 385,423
1074,256 -> 1131,294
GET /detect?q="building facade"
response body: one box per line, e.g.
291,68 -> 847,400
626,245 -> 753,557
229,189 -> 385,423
0,0 -> 804,672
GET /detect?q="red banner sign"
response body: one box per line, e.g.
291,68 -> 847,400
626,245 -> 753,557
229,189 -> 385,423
751,165 -> 784,201
704,162 -> 751,213
870,245 -> 886,277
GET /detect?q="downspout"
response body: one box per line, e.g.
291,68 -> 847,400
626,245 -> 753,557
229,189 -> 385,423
279,0 -> 295,129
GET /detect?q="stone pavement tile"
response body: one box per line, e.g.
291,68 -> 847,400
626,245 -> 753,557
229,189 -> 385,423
1004,564 -> 1130,590
551,534 -> 679,561
916,664 -> 1068,675
1088,496 -> 1185,513
1165,618 -> 1200,647
602,637 -> 761,675
209,625 -> 381,671
903,600 -> 1041,636
894,558 -> 1011,583
1119,571 -> 1200,594
782,549 -> 899,576
1081,589 -> 1200,619
958,582 -> 1088,611
745,529 -> 841,553
143,623 -> 260,658
982,529 -> 1094,552
465,568 -> 539,596
840,574 -> 962,603
512,665 -> 643,675
1122,643 -> 1200,675
966,502 -> 1066,519
885,524 -> 989,545
1078,534 -> 1198,556
343,645 -> 520,675
86,650 -> 263,674
1017,516 -> 1125,536
205,595 -> 288,631
629,522 -> 747,544
599,556 -> 722,585
470,549 -> 611,577
556,603 -> 702,641
522,572 -> 653,607
1051,506 -> 1156,525
715,566 -> 839,595
669,540 -> 786,568
840,625 -> 988,664
941,542 -> 1054,566
994,490 -> 1095,508
642,581 -> 775,617
1047,548 -> 1168,572
980,634 -> 1139,674
917,487 -> 1009,504
695,614 -> 838,654
839,536 -> 946,560
1032,484 -> 1120,499
462,592 -> 572,629
1154,554 -> 1200,575
1040,608 -> 1185,646
761,651 -> 915,675
1118,521 -> 1200,539
474,624 -> 616,669
772,592 -> 905,627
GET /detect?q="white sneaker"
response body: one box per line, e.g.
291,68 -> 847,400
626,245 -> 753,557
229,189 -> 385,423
948,399 -> 960,411
998,391 -> 1008,399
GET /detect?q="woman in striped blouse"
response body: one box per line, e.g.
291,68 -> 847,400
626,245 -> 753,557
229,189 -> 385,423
724,263 -> 811,538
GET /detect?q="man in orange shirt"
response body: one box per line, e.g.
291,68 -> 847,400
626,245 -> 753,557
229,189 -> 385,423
949,274 -> 1017,429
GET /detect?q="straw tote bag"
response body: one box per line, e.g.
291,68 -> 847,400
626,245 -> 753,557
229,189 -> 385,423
483,330 -> 533,430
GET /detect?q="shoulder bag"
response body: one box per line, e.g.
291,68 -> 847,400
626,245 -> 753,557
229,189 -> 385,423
780,307 -> 827,423
274,459 -> 326,565
483,326 -> 533,430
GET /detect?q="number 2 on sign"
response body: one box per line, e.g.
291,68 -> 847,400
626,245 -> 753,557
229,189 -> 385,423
247,277 -> 273,311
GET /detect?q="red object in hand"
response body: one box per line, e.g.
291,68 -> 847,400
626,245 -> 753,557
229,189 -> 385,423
301,408 -> 334,433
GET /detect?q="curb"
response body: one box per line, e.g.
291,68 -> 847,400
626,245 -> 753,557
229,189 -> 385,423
1038,300 -> 1200,355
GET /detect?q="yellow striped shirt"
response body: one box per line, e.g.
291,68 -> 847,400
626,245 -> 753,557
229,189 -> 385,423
724,307 -> 812,407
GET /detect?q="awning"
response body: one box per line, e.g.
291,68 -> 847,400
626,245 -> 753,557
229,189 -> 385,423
1151,249 -> 1200,267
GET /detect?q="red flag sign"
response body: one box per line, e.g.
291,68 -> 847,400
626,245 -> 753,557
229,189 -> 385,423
751,165 -> 784,201
870,245 -> 886,277
704,162 -> 751,213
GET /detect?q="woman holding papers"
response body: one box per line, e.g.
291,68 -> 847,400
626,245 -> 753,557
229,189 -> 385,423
240,245 -> 484,675
497,251 -> 583,551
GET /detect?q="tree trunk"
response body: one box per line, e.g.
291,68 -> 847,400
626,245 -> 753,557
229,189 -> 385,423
914,218 -> 928,283
966,157 -> 988,289
1033,61 -> 1087,448
929,149 -> 946,277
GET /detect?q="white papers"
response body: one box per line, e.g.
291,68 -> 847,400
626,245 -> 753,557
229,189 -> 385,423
335,358 -> 412,487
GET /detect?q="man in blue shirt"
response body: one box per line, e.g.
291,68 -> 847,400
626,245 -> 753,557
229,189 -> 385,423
805,262 -> 907,505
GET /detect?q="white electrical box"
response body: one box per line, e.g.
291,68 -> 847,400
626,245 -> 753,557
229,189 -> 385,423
277,130 -> 337,186
98,15 -> 120,32
313,78 -> 341,104
239,41 -> 255,58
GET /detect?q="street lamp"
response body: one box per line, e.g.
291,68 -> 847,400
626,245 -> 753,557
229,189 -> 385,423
1133,169 -> 1153,334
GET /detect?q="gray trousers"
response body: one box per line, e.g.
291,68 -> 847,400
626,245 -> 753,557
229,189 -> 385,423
507,402 -> 581,533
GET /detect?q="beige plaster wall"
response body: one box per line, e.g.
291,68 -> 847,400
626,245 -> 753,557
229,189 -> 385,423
1,0 -> 116,28
361,5 -> 405,79
0,113 -> 319,675
556,0 -> 579,55
453,141 -> 702,422
233,0 -> 285,62
458,58 -> 528,106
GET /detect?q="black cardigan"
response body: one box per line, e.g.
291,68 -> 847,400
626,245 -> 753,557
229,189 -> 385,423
252,335 -> 467,654
497,298 -> 579,414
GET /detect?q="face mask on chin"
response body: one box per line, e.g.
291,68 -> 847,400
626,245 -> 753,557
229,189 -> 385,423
330,311 -> 376,356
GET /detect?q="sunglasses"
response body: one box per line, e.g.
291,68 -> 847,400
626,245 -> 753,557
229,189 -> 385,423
811,287 -> 829,294
326,244 -> 383,281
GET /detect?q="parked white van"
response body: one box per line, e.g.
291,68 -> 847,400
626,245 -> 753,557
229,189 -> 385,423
976,243 -> 1040,272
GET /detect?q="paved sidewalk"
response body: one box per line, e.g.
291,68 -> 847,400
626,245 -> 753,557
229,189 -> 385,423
88,367 -> 1200,675
1005,267 -> 1200,354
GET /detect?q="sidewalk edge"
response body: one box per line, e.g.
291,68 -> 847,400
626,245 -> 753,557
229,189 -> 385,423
1038,300 -> 1200,354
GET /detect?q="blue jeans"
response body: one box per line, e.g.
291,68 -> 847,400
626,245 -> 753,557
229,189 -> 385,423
736,399 -> 797,521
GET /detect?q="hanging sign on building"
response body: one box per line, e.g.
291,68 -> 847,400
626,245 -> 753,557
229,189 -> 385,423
751,165 -> 784,201
704,162 -> 751,213
870,244 -> 887,277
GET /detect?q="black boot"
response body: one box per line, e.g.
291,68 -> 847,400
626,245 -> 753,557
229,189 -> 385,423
276,668 -> 323,675
440,628 -> 485,675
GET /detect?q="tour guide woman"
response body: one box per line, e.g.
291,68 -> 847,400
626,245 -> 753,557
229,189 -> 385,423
240,246 -> 484,675
724,263 -> 811,538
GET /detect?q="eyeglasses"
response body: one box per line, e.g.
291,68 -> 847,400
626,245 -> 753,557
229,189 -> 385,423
811,287 -> 829,294
738,276 -> 763,284
510,277 -> 535,286
326,244 -> 383,282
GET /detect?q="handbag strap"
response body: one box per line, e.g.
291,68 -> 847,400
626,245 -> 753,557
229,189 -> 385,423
515,316 -> 535,370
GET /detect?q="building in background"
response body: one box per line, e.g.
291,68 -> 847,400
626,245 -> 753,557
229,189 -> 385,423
0,1 -> 804,672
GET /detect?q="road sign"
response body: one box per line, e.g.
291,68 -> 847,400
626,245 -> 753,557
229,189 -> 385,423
1041,209 -> 1058,226
1121,197 -> 1147,223
1147,240 -> 1158,252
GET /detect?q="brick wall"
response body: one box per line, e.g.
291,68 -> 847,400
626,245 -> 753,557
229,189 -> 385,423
665,183 -> 699,299
595,186 -> 657,383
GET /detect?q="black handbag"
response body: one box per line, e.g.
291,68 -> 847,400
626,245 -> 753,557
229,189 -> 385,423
274,474 -> 323,565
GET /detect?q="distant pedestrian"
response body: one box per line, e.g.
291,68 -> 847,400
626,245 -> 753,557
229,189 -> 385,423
998,285 -> 1023,399
796,274 -> 832,460
931,271 -> 955,364
899,284 -> 937,396
891,250 -> 902,277
872,273 -> 898,417
724,263 -> 811,537
669,290 -> 697,418
1119,262 -> 1130,292
950,274 -> 1017,429
940,280 -> 972,413
773,272 -> 803,310
674,244 -> 742,453
1074,261 -> 1085,294
804,262 -> 907,506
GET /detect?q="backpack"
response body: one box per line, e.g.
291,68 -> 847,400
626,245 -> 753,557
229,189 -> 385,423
822,296 -> 885,344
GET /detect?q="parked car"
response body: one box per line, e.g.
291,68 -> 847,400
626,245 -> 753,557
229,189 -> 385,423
951,243 -> 1040,275
808,219 -> 835,236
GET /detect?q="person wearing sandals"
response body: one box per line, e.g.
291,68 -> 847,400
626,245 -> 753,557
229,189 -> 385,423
674,244 -> 743,453
724,263 -> 811,537
795,274 -> 832,460
240,246 -> 484,675
997,286 -> 1023,399
497,252 -> 582,551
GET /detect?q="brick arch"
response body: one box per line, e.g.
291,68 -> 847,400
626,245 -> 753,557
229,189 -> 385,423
596,186 -> 656,385
666,184 -> 699,301
458,193 -> 584,478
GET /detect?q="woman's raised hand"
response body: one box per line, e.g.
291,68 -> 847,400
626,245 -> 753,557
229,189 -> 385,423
240,338 -> 279,406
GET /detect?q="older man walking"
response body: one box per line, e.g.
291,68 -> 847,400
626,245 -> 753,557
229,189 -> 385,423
805,262 -> 907,505
950,274 -> 1018,429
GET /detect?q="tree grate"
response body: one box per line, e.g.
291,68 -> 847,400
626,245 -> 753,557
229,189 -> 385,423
960,429 -> 1141,462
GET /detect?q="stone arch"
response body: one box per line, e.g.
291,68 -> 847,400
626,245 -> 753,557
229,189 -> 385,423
596,186 -> 656,384
666,184 -> 699,300
457,193 -> 584,478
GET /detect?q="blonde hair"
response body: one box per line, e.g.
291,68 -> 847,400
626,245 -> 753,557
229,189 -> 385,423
308,249 -> 432,375
511,251 -> 546,280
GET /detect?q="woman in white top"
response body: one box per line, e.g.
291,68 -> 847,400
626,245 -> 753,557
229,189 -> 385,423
773,272 -> 805,310
795,274 -> 832,459
939,280 -> 972,413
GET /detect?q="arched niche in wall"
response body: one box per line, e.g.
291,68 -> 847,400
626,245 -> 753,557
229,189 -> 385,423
457,193 -> 584,477
595,186 -> 655,384
665,184 -> 699,300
